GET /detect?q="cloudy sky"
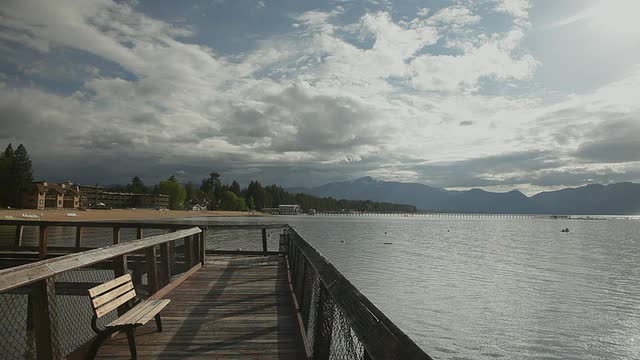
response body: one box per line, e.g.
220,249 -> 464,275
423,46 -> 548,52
1,0 -> 639,194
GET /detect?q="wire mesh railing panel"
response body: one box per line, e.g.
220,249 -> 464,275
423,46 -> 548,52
0,225 -> 15,245
302,268 -> 321,356
0,284 -> 33,360
329,304 -> 367,360
51,268 -> 117,358
127,254 -> 150,298
206,228 -> 281,252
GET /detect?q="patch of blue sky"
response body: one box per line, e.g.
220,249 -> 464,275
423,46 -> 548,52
0,45 -> 135,95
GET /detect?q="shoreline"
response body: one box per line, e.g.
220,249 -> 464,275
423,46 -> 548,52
0,208 -> 262,221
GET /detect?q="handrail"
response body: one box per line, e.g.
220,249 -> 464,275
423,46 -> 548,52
0,219 -> 287,229
285,226 -> 432,360
0,227 -> 201,292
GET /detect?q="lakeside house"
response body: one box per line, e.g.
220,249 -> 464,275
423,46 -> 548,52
278,204 -> 300,215
261,204 -> 301,215
21,181 -> 169,210
21,181 -> 80,209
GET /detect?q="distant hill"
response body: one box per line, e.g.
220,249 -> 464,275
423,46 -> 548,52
289,177 -> 640,214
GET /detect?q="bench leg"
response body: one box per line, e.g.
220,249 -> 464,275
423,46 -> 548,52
86,328 -> 119,360
155,314 -> 163,332
126,326 -> 137,360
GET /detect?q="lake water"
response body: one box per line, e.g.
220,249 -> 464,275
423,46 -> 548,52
195,215 -> 640,360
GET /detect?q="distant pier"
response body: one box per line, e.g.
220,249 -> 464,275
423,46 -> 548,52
311,212 -> 569,219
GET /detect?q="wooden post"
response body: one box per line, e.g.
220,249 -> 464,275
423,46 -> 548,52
112,227 -> 127,275
279,231 -> 286,255
296,259 -> 307,305
199,229 -> 206,264
112,226 -> 128,316
262,228 -> 268,255
159,242 -> 170,286
184,236 -> 193,267
146,246 -> 159,294
31,279 -> 61,359
169,240 -> 176,276
14,225 -> 23,247
137,227 -> 143,240
75,226 -> 83,250
38,226 -> 47,260
193,233 -> 200,265
25,293 -> 35,359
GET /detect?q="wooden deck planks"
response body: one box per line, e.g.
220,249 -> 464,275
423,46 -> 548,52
94,255 -> 306,359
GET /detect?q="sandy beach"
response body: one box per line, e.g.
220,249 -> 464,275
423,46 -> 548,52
0,208 -> 261,221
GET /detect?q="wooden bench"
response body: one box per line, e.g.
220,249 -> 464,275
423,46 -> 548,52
86,274 -> 170,359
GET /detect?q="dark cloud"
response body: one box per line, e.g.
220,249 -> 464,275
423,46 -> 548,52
459,120 -> 473,126
574,118 -> 640,163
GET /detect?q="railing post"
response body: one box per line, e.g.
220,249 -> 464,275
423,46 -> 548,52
160,242 -> 171,286
38,226 -> 47,260
169,240 -> 176,277
25,293 -> 35,358
279,230 -> 287,255
14,224 -> 23,247
262,228 -> 268,255
75,226 -> 82,250
112,226 -> 127,276
31,278 -> 61,359
193,232 -> 201,264
296,258 -> 307,305
199,229 -> 206,264
112,226 -> 129,316
160,243 -> 171,285
185,235 -> 193,267
146,246 -> 159,294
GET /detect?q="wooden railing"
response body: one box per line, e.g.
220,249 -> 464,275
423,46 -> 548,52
0,220 -> 433,359
284,226 -> 433,360
0,222 -> 204,360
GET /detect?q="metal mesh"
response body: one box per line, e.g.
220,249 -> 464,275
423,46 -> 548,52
0,285 -> 33,359
206,228 -> 281,252
289,237 -> 368,360
51,268 -> 116,356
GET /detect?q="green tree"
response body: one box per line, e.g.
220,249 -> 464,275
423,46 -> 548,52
245,181 -> 266,209
200,172 -> 221,209
184,181 -> 194,204
0,144 -> 14,206
127,176 -> 146,194
159,176 -> 186,210
247,196 -> 255,210
230,180 -> 241,196
219,191 -> 247,211
12,144 -> 33,206
0,144 -> 33,207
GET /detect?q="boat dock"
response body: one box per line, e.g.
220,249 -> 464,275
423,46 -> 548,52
0,219 -> 432,360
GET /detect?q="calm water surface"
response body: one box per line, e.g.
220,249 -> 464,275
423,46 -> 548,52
194,215 -> 640,359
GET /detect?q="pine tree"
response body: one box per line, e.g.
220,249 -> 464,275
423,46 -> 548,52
230,180 -> 241,196
0,144 -> 14,206
11,144 -> 33,207
0,144 -> 33,207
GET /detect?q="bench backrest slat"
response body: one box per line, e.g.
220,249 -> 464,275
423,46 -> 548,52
92,282 -> 134,309
89,274 -> 136,319
89,274 -> 132,298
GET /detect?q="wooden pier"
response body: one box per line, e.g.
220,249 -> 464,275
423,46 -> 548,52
0,219 -> 432,360
90,255 -> 305,359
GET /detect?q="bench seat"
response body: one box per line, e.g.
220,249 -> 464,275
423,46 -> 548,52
109,299 -> 170,327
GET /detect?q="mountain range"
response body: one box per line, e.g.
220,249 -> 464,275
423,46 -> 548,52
288,177 -> 640,215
